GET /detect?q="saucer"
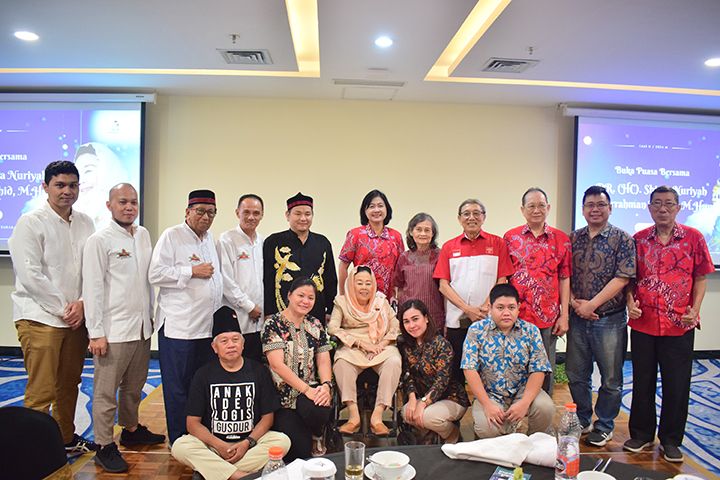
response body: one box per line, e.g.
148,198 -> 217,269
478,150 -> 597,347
364,463 -> 416,480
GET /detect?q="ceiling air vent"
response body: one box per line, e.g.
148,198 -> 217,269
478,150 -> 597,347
218,49 -> 273,65
481,57 -> 538,73
333,79 -> 406,88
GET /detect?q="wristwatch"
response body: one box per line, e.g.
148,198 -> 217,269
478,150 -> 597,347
245,436 -> 257,448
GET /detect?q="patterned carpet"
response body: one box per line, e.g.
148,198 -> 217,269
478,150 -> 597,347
0,357 -> 718,475
0,356 -> 162,441
617,358 -> 720,476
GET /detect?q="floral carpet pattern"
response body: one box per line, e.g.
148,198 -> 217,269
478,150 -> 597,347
0,356 -> 161,441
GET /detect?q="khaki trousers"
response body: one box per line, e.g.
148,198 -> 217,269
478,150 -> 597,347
92,338 -> 151,446
401,399 -> 467,439
471,389 -> 555,439
172,431 -> 291,480
16,320 -> 89,443
333,356 -> 402,407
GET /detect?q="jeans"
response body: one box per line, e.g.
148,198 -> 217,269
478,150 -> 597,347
566,310 -> 627,433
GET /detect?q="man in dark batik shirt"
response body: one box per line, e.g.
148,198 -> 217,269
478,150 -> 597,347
263,192 -> 338,323
568,185 -> 636,449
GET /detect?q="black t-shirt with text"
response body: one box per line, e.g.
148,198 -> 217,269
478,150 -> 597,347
186,357 -> 280,442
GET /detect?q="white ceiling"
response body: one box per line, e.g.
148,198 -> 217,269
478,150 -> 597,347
1,0 -> 719,111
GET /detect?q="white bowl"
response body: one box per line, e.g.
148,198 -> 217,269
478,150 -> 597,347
368,451 -> 410,480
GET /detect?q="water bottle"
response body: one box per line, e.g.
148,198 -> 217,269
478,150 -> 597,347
261,446 -> 289,480
555,402 -> 582,480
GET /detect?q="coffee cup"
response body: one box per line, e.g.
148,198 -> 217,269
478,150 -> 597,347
368,451 -> 410,480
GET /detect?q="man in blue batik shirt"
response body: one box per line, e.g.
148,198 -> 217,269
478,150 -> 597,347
461,283 -> 554,439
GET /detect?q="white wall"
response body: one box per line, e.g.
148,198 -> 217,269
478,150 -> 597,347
1,96 -> 717,350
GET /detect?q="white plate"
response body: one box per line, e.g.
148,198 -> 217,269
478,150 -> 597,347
364,463 -> 416,480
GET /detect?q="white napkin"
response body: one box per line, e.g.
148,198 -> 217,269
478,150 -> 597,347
286,458 -> 307,480
441,433 -> 532,467
524,432 -> 557,468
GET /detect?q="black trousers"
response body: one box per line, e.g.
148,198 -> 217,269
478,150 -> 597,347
273,394 -> 332,461
242,332 -> 263,363
446,327 -> 468,382
629,329 -> 694,447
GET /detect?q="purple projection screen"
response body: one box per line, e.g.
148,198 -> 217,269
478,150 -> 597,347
0,102 -> 143,253
574,114 -> 720,266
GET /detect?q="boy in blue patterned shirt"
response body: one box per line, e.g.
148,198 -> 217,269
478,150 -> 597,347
461,284 -> 554,438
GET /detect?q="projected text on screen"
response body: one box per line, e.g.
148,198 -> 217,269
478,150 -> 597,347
0,103 -> 142,253
574,115 -> 720,266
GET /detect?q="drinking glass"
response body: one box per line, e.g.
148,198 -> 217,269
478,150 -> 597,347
344,441 -> 365,480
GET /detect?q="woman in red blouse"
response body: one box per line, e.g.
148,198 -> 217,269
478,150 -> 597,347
338,190 -> 404,300
398,299 -> 469,444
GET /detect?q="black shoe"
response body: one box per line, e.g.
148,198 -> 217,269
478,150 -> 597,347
586,430 -> 613,447
192,472 -> 206,480
65,433 -> 99,457
94,443 -> 129,473
120,424 -> 166,446
623,438 -> 654,452
661,444 -> 684,463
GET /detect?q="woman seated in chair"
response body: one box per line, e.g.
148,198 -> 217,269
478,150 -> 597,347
398,299 -> 469,444
328,265 -> 402,435
262,277 -> 333,460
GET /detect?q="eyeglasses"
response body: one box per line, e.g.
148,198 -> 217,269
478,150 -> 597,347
583,202 -> 609,210
649,201 -> 678,209
460,211 -> 485,219
524,203 -> 548,211
192,208 -> 217,218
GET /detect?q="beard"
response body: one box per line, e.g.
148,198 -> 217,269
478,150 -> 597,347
113,217 -> 135,228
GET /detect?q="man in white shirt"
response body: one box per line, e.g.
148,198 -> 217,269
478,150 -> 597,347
9,160 -> 97,456
219,194 -> 265,362
149,189 -> 223,445
83,183 -> 165,473
433,199 -> 514,381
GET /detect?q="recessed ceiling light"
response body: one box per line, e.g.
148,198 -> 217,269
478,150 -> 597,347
705,57 -> 720,67
374,36 -> 393,48
14,31 -> 39,41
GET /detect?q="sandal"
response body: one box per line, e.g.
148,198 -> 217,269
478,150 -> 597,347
370,421 -> 390,436
311,435 -> 326,457
339,419 -> 361,435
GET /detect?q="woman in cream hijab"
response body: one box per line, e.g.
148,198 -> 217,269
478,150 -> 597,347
328,265 -> 402,435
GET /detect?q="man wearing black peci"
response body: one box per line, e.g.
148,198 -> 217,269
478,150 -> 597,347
263,192 -> 337,324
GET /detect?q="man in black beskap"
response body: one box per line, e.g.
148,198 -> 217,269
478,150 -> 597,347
171,307 -> 290,480
263,192 -> 338,324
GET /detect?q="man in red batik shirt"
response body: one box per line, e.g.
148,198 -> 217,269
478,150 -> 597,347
624,186 -> 714,463
504,187 -> 571,395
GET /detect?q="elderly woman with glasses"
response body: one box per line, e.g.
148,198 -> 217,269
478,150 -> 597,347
328,265 -> 402,436
394,213 -> 445,332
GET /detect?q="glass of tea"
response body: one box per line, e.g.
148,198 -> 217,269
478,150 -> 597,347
344,441 -> 365,480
